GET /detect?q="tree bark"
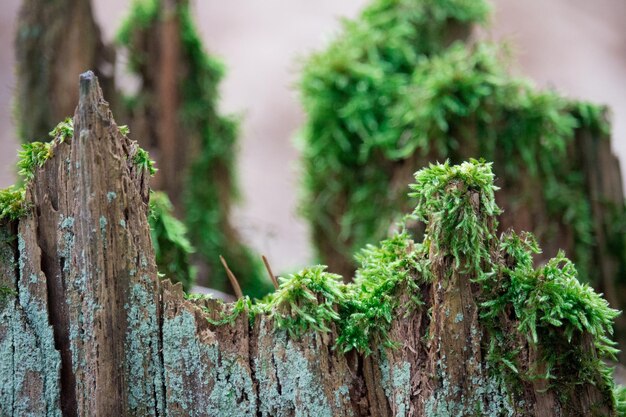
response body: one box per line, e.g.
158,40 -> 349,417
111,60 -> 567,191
0,72 -> 616,416
14,0 -> 115,143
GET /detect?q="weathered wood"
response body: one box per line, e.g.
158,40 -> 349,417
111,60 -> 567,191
0,73 -> 617,416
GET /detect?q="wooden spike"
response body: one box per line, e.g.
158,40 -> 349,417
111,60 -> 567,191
219,255 -> 243,299
262,255 -> 280,290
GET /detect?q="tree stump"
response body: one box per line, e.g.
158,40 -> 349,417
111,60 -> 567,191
0,73 -> 619,416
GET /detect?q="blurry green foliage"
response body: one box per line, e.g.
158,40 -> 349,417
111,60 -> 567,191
118,0 -> 271,298
149,191 -> 195,292
299,0 -> 616,287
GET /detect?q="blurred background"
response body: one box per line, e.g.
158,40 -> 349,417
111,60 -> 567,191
0,0 -> 624,274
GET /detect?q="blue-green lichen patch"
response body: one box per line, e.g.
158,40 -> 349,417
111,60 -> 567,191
10,274 -> 62,416
162,310 -> 211,414
124,278 -> 165,415
13,224 -> 62,416
162,305 -> 257,416
423,369 -> 515,417
254,316 -> 357,417
267,327 -> 333,417
379,352 -> 411,417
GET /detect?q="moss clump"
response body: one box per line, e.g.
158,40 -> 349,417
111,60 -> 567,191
299,0 -> 617,288
337,232 -> 427,353
118,0 -> 271,298
410,159 -> 500,272
264,266 -> 345,338
207,160 -> 619,410
132,147 -> 157,176
17,142 -> 52,182
48,117 -> 74,143
299,0 -> 490,273
0,187 -> 27,222
614,385 -> 626,416
149,191 -> 195,291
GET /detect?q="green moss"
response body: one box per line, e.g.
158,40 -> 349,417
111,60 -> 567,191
48,118 -> 74,143
337,232 -> 426,353
202,160 -> 619,411
263,266 -> 345,338
132,147 -> 157,176
410,159 -> 500,273
299,0 -> 616,288
149,191 -> 195,291
17,141 -> 52,181
0,187 -> 27,222
614,384 -> 626,417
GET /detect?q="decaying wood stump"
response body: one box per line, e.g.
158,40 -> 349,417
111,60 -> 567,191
0,73 -> 619,416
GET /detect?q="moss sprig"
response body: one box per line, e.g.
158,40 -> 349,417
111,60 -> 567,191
149,191 -> 195,291
17,142 -> 52,181
337,232 -> 426,353
0,186 -> 27,222
132,147 -> 157,176
263,266 -> 346,338
410,159 -> 500,272
49,117 -> 74,143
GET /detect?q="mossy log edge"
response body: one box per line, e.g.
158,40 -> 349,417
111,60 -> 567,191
0,73 -> 617,416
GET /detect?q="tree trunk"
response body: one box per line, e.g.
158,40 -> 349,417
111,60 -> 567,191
14,0 -> 115,143
0,72 -> 617,416
118,0 -> 270,296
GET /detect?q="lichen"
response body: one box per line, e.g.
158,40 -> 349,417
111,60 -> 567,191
162,308 -> 256,416
14,235 -> 62,416
379,352 -> 411,417
124,278 -> 165,415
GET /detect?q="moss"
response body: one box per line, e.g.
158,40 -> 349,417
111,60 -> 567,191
17,141 -> 52,182
48,118 -> 74,143
410,159 -> 500,273
132,147 -> 157,176
149,191 -> 195,291
0,186 -> 27,222
299,0 -> 616,288
204,160 -> 619,412
614,384 -> 626,417
337,232 -> 427,353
